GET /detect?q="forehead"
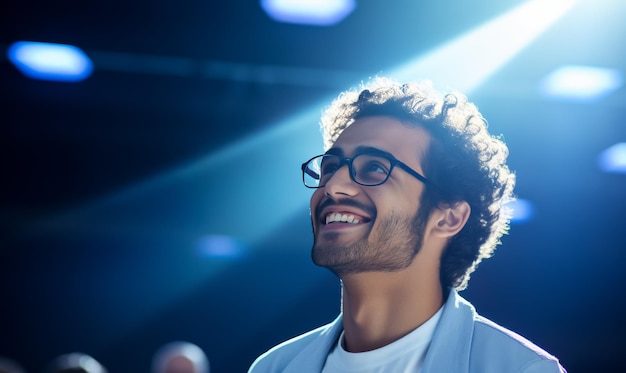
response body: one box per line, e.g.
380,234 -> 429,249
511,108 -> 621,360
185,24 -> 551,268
331,116 -> 430,167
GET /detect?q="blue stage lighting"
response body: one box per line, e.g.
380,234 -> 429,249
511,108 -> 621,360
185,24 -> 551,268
598,143 -> 626,174
7,41 -> 93,82
260,0 -> 355,26
540,65 -> 623,101
195,235 -> 248,260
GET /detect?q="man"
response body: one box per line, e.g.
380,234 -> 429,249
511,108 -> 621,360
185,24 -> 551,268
249,78 -> 565,372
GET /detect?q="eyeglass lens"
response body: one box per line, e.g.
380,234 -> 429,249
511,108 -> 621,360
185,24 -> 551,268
304,154 -> 392,187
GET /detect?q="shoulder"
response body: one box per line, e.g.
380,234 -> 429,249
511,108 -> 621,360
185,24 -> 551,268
248,317 -> 341,373
436,291 -> 566,372
248,325 -> 327,372
470,315 -> 566,372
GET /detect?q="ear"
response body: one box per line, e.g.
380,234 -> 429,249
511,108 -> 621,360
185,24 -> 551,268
431,201 -> 471,238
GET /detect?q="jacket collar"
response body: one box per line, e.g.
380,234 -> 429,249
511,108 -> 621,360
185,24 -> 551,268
281,289 -> 475,373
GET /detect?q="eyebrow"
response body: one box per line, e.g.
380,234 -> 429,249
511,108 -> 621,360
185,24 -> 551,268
325,146 -> 397,160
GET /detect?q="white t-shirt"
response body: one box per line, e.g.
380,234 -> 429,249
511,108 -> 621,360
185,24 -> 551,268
321,307 -> 443,373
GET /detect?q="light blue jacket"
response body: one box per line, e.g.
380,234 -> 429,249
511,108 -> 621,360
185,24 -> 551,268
249,290 -> 566,372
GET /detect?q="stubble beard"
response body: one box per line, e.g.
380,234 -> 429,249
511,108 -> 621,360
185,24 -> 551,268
311,211 -> 426,277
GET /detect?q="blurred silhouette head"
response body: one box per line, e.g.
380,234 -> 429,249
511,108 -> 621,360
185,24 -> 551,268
152,341 -> 209,373
45,352 -> 107,373
0,357 -> 25,373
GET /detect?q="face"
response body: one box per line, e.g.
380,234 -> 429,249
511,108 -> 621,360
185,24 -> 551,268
310,116 -> 432,276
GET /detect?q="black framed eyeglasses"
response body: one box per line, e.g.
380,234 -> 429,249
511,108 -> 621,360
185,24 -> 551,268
301,153 -> 428,188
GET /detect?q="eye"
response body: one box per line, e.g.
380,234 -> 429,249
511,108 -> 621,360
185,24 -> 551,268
320,157 -> 340,176
355,156 -> 391,185
363,160 -> 388,174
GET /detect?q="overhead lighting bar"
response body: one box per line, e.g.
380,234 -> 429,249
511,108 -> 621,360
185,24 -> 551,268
540,65 -> 623,101
7,41 -> 93,82
260,0 -> 355,26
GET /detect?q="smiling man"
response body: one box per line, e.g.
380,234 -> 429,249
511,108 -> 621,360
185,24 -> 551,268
248,78 -> 566,372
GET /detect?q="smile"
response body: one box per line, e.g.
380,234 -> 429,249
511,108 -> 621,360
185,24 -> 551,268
325,212 -> 362,225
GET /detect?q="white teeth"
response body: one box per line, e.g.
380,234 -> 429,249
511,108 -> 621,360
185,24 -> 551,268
325,213 -> 361,225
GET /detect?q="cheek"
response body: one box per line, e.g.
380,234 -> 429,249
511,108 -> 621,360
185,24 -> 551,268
309,189 -> 325,218
375,191 -> 420,218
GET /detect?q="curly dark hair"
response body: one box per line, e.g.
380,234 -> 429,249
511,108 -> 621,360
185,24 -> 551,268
319,77 -> 515,290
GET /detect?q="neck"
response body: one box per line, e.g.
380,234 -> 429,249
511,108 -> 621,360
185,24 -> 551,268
339,264 -> 444,352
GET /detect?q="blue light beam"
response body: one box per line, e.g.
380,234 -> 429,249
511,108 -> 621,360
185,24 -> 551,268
390,0 -> 577,93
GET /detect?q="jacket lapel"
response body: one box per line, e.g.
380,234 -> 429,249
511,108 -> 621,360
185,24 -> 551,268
422,290 -> 475,372
283,314 -> 344,373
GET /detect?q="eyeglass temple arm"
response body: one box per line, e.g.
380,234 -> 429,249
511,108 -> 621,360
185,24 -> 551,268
302,164 -> 321,180
397,163 -> 428,184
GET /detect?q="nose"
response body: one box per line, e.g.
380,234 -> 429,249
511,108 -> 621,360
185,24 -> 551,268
323,163 -> 360,197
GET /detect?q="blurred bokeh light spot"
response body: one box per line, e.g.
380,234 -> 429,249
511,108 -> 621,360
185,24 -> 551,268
598,142 -> 626,174
7,41 -> 93,82
195,235 -> 248,260
540,65 -> 623,101
507,198 -> 535,224
260,0 -> 355,26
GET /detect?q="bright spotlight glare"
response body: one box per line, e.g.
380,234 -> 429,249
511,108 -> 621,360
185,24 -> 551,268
390,0 -> 577,93
7,41 -> 93,82
598,143 -> 626,174
540,65 -> 624,101
506,198 -> 535,224
260,0 -> 355,26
